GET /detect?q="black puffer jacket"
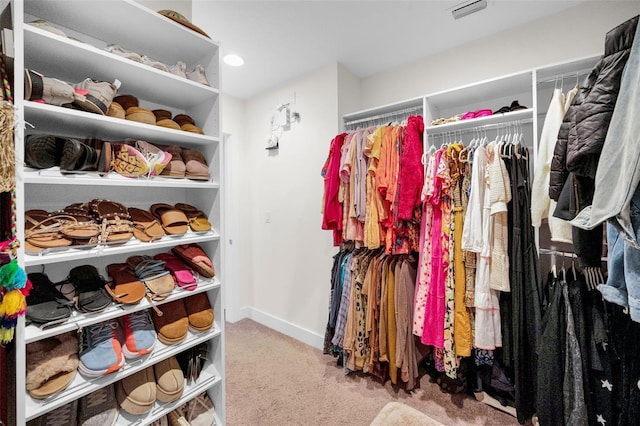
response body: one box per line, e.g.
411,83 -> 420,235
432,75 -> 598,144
549,14 -> 639,205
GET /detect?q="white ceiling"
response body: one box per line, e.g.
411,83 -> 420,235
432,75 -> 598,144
195,1 -> 585,100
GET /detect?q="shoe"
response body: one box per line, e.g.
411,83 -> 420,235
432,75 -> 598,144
158,10 -> 210,38
154,356 -> 185,403
77,384 -> 118,426
78,320 -> 124,378
157,118 -> 181,130
152,109 -> 173,121
510,100 -> 527,111
112,94 -> 139,110
153,252 -> 197,291
116,367 -> 157,415
171,243 -> 215,278
186,65 -> 210,86
160,145 -> 187,178
109,142 -> 151,177
73,78 -> 118,115
60,138 -> 98,172
24,134 -> 64,169
120,310 -> 157,358
169,61 -> 187,79
184,393 -> 216,426
133,140 -> 172,176
151,298 -> 189,345
181,149 -> 210,181
141,55 -> 169,72
184,292 -> 213,332
67,265 -> 112,313
125,106 -> 156,125
107,102 -> 125,119
104,44 -> 143,63
167,408 -> 190,426
26,272 -> 73,325
28,19 -> 68,38
129,207 -> 165,242
25,69 -> 76,106
176,342 -> 207,383
26,400 -> 78,426
150,416 -> 168,426
26,332 -> 79,399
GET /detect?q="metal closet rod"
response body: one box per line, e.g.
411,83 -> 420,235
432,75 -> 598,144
344,105 -> 423,128
427,117 -> 533,137
537,67 -> 594,84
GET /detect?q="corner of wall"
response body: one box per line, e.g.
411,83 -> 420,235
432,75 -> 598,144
337,63 -> 362,127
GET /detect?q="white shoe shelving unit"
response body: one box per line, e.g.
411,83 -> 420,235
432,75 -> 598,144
5,0 -> 225,424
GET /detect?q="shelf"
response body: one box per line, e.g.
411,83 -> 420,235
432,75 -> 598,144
24,168 -> 220,189
25,324 -> 222,422
116,365 -> 222,426
24,0 -> 218,67
425,108 -> 533,134
24,231 -> 220,267
24,102 -> 219,147
25,278 -> 221,344
24,26 -> 219,112
426,71 -> 533,113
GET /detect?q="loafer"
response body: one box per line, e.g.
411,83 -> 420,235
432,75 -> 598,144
151,298 -> 189,344
116,367 -> 156,415
154,356 -> 185,403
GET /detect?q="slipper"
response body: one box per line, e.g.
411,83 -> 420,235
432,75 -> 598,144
128,207 -> 165,242
105,263 -> 147,305
150,203 -> 189,235
181,149 -> 210,181
159,145 -> 187,178
153,252 -> 197,290
174,203 -> 211,232
127,255 -> 175,301
26,272 -> 74,325
184,292 -> 213,332
26,331 -> 79,399
171,243 -> 215,278
154,356 -> 184,403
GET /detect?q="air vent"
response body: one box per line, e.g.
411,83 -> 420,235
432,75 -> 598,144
451,0 -> 488,20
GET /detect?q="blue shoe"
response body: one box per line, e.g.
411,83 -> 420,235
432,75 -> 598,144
120,310 -> 157,359
78,320 -> 124,377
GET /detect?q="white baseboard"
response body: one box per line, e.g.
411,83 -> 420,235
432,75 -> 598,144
241,306 -> 324,350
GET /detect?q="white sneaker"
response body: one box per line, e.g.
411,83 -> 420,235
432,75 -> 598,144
186,65 -> 210,86
170,61 -> 187,79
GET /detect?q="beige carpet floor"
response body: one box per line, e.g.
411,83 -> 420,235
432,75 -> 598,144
225,319 -> 519,426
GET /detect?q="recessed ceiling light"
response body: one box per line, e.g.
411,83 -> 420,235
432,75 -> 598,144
223,54 -> 245,67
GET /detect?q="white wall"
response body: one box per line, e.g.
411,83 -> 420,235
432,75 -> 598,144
221,94 -> 251,323
358,1 -> 640,110
239,64 -> 340,347
337,63 -> 361,126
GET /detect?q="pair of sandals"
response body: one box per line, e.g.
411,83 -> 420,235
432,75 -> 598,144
105,256 -> 175,312
26,265 -> 112,327
150,202 -> 212,236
